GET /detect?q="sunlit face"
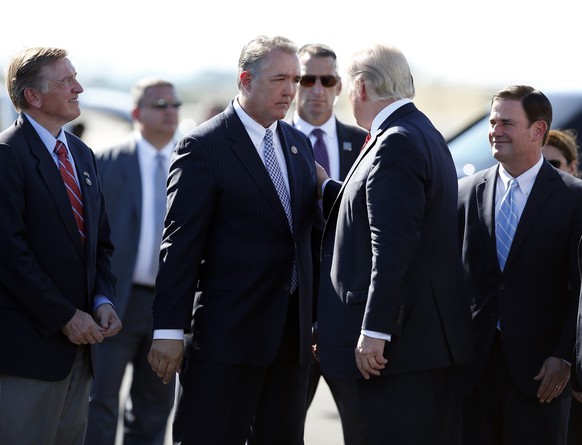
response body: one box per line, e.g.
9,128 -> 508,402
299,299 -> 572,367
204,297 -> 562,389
489,99 -> 543,174
135,85 -> 180,140
296,54 -> 341,125
542,143 -> 576,176
38,58 -> 83,126
241,49 -> 300,127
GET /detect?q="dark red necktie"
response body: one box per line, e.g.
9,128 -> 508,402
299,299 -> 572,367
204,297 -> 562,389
361,133 -> 371,152
54,141 -> 85,244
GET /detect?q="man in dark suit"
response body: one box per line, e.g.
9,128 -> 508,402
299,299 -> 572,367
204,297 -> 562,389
147,35 -> 319,445
292,42 -> 370,445
0,47 -> 121,445
85,78 -> 179,445
458,85 -> 582,445
316,43 -> 474,445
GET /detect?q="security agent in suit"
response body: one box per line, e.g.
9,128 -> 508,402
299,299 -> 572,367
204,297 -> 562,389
316,44 -> 474,445
458,85 -> 582,445
0,47 -> 121,445
85,78 -> 178,445
292,43 -> 370,445
147,35 -> 320,445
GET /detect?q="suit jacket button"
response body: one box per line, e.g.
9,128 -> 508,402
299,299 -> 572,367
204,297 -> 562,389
498,283 -> 505,291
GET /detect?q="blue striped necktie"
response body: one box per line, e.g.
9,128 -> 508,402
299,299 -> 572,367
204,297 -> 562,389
496,179 -> 519,270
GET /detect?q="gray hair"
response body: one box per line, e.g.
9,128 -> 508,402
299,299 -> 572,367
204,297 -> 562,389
346,44 -> 415,103
237,35 -> 298,90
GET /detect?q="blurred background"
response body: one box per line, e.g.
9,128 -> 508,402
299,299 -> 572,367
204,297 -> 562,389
1,0 -> 580,151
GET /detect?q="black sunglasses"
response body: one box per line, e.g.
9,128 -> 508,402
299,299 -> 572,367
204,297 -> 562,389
548,159 -> 562,169
150,98 -> 183,109
299,75 -> 338,88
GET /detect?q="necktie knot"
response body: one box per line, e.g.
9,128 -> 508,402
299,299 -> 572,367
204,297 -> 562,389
54,140 -> 67,157
311,128 -> 324,140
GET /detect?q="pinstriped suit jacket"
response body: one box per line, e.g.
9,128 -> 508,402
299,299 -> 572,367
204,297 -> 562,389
152,102 -> 319,366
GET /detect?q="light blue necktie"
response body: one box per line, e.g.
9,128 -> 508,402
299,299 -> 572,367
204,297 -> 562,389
150,152 -> 167,279
263,129 -> 297,292
496,179 -> 519,271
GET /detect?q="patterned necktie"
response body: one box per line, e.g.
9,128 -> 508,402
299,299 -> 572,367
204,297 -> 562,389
151,153 -> 167,279
496,179 -> 519,270
263,128 -> 297,292
54,141 -> 85,244
311,128 -> 330,176
361,133 -> 371,152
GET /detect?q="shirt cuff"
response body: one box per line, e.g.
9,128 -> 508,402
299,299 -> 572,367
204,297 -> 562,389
93,295 -> 114,311
153,329 -> 184,340
362,329 -> 391,342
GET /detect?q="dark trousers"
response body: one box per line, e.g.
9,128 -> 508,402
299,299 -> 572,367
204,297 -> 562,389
175,292 -> 309,445
357,366 -> 463,445
306,358 -> 371,445
86,285 -> 175,445
463,332 -> 570,445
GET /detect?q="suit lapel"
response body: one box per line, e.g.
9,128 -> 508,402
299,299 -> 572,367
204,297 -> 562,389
505,163 -> 557,269
476,166 -> 500,269
123,141 -> 142,226
277,124 -> 301,235
23,120 -> 85,258
225,107 -> 293,235
68,140 -> 93,258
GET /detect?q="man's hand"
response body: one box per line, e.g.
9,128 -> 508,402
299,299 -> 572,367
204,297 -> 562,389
94,303 -> 122,337
355,333 -> 388,379
62,309 -> 106,345
534,356 -> 570,403
148,339 -> 184,384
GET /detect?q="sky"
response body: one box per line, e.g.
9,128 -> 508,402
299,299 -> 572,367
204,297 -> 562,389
1,0 -> 581,93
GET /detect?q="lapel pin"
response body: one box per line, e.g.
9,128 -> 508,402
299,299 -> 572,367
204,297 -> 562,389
291,146 -> 298,154
343,142 -> 353,152
85,178 -> 92,186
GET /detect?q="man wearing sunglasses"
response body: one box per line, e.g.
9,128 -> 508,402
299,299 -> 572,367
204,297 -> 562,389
293,43 -> 370,445
85,77 -> 180,445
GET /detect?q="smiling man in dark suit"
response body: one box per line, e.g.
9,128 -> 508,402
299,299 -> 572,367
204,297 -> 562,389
458,85 -> 582,445
0,47 -> 121,445
147,35 -> 319,445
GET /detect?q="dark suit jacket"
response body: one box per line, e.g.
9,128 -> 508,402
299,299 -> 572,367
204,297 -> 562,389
318,102 -> 474,379
0,114 -> 116,381
152,103 -> 318,366
95,138 -> 144,320
458,162 -> 582,396
335,118 -> 367,180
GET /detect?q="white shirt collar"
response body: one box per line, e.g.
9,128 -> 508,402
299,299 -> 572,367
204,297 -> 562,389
497,156 -> 544,197
370,98 -> 412,137
233,97 -> 277,147
293,112 -> 335,137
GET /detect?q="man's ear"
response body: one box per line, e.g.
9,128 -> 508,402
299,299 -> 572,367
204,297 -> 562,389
240,71 -> 253,92
23,87 -> 42,109
533,120 -> 548,143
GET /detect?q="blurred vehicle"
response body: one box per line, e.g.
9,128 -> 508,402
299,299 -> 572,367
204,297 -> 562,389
447,90 -> 582,178
0,86 -> 133,150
